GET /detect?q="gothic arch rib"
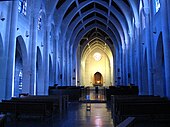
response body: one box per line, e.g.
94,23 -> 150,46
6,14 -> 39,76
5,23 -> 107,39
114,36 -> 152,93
66,8 -> 124,48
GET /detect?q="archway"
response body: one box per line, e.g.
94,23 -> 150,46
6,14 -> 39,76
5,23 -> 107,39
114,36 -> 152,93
49,55 -> 54,86
36,47 -> 43,95
93,72 -> 103,86
14,39 -> 23,96
154,33 -> 165,97
81,40 -> 113,87
142,49 -> 148,95
14,36 -> 27,97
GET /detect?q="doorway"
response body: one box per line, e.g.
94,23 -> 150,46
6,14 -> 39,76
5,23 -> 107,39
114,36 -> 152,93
93,72 -> 103,86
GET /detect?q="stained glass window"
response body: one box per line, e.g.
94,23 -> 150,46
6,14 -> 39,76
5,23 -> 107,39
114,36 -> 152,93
93,52 -> 102,61
18,0 -> 27,16
38,15 -> 42,30
18,70 -> 23,93
155,0 -> 160,13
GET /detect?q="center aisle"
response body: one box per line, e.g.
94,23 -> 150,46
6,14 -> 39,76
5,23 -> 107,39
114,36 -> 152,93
57,103 -> 114,127
5,87 -> 114,127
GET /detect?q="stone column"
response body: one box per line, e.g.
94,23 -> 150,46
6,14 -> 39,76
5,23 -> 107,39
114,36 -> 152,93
58,33 -> 63,86
144,7 -> 153,95
67,44 -> 71,85
53,35 -> 56,84
168,0 -> 170,34
43,22 -> 50,94
61,37 -> 66,86
115,48 -> 119,85
71,47 -> 76,86
129,34 -> 134,84
122,47 -> 125,85
125,42 -> 129,85
29,4 -> 38,95
119,49 -> 123,85
161,0 -> 170,98
5,1 -> 18,99
76,44 -> 81,86
70,48 -> 73,85
0,2 -> 11,99
54,31 -> 59,85
136,27 -> 142,94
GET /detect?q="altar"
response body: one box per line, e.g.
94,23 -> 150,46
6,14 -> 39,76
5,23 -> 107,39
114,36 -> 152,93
93,83 -> 103,87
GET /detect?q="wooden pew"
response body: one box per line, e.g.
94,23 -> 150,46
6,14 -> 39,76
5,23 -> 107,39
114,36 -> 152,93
49,86 -> 84,102
111,95 -> 170,125
112,95 -> 164,114
0,114 -> 5,127
11,95 -> 68,113
116,117 -> 135,127
0,101 -> 49,119
106,86 -> 139,101
0,95 -> 68,119
118,101 -> 170,116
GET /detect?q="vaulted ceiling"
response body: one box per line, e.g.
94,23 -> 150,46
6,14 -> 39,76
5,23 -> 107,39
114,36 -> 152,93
46,0 -> 140,54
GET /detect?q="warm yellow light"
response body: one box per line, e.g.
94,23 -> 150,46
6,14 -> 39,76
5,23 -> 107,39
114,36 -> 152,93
93,52 -> 102,61
97,81 -> 100,84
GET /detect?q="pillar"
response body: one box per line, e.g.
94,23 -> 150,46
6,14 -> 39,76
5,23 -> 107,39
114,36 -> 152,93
29,4 -> 38,95
160,0 -> 170,98
67,44 -> 71,85
6,1 -> 18,99
43,22 -> 50,94
125,42 -> 129,85
54,31 -> 59,85
134,22 -> 142,94
77,44 -> 81,86
168,0 -> 170,34
61,37 -> 66,86
144,7 -> 153,95
129,34 -> 134,84
122,47 -> 125,85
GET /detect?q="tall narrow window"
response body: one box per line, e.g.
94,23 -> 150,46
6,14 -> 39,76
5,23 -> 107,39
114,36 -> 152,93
38,8 -> 43,30
38,15 -> 42,30
18,0 -> 27,16
18,69 -> 23,93
155,0 -> 160,13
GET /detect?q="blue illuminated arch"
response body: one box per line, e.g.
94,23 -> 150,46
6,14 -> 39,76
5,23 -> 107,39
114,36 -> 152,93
71,21 -> 120,51
66,8 -> 124,47
62,0 -> 129,45
14,36 -> 28,96
36,46 -> 43,95
72,24 -> 119,57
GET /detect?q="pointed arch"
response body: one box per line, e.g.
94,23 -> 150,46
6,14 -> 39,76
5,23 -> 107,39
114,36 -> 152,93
16,36 -> 28,63
154,32 -> 165,97
14,36 -> 27,97
94,72 -> 103,85
49,55 -> 54,86
36,46 -> 44,95
142,49 -> 148,95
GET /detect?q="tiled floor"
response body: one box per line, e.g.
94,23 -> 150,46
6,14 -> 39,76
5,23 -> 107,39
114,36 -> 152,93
5,88 -> 114,127
60,103 -> 113,127
80,87 -> 106,102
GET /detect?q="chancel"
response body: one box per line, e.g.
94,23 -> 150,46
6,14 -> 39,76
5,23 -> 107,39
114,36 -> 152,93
0,0 -> 170,127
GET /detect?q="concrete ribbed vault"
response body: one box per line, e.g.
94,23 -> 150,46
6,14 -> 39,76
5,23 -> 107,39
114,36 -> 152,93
43,0 -> 143,86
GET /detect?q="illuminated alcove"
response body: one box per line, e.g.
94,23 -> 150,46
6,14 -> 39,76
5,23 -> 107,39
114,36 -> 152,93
80,39 -> 114,87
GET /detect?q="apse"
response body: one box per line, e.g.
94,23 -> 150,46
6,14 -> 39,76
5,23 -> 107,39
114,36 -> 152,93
80,38 -> 114,87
